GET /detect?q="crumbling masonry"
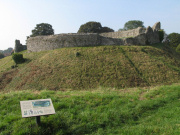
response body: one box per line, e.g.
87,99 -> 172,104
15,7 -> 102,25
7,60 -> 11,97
27,22 -> 161,52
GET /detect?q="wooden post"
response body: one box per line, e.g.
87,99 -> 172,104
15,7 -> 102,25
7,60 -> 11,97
36,116 -> 41,126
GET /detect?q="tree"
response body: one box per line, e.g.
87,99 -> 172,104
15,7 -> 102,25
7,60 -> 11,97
101,27 -> 114,33
78,21 -> 114,33
12,53 -> 25,64
123,20 -> 144,30
30,23 -> 54,37
0,52 -> 4,59
158,29 -> 165,42
168,33 -> 180,49
118,28 -> 125,32
78,21 -> 102,33
176,44 -> 180,53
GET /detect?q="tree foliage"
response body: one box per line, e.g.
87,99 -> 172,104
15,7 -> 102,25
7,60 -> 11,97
118,28 -> 125,32
176,44 -> 180,53
101,27 -> 114,33
0,53 -> 4,59
78,21 -> 102,33
30,23 -> 54,37
12,53 -> 25,64
168,33 -> 180,49
159,29 -> 165,42
78,21 -> 114,33
123,20 -> 144,30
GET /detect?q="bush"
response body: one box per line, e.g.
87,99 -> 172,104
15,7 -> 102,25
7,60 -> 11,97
159,29 -> 164,42
12,53 -> 25,64
168,33 -> 180,49
0,53 -> 4,59
77,21 -> 114,33
176,44 -> 180,53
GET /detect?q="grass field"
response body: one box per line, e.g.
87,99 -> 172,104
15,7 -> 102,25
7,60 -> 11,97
0,83 -> 179,135
0,44 -> 180,91
0,44 -> 180,134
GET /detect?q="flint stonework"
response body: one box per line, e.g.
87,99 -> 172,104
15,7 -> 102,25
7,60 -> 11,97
27,22 -> 161,52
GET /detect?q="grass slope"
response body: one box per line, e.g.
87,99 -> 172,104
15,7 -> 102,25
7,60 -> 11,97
0,83 -> 179,134
0,44 -> 180,91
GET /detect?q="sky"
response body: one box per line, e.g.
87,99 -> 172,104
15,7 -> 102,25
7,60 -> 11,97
0,0 -> 180,50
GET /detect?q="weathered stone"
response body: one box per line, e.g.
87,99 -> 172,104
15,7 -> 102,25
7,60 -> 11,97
152,22 -> 161,31
100,27 -> 145,38
27,22 -> 161,52
145,26 -> 160,44
27,33 -> 101,52
124,38 -> 135,45
14,40 -> 27,53
134,34 -> 147,45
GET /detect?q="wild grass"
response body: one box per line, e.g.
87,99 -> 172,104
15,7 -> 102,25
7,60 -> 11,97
0,44 -> 179,91
0,83 -> 179,135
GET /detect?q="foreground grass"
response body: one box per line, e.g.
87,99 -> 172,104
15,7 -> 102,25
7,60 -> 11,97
0,84 -> 179,135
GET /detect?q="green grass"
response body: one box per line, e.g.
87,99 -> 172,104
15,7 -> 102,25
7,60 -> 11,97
0,44 -> 180,91
0,83 -> 179,135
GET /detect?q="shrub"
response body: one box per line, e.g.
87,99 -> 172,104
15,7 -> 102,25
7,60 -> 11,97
168,33 -> 180,49
159,29 -> 164,42
77,21 -> 114,33
12,53 -> 25,64
76,52 -> 81,57
176,44 -> 180,53
0,52 -> 4,59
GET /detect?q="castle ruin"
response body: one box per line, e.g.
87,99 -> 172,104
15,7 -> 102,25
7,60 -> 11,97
27,22 -> 161,52
14,40 -> 27,53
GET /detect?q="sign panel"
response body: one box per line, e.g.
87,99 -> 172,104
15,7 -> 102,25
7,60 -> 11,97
20,99 -> 55,118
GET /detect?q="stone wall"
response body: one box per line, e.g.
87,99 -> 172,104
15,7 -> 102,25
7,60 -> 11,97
27,33 -> 100,52
100,27 -> 146,38
27,22 -> 161,52
14,40 -> 27,53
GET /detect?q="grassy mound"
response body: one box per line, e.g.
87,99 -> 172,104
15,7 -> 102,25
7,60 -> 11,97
0,84 -> 179,134
0,43 -> 180,91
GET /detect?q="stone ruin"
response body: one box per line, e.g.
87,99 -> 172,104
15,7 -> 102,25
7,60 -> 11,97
14,40 -> 27,53
27,22 -> 161,52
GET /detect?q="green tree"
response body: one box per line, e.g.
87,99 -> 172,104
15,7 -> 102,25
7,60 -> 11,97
123,20 -> 144,30
78,21 -> 114,33
0,52 -> 4,59
168,33 -> 180,49
78,21 -> 102,33
118,28 -> 125,32
101,27 -> 114,33
159,29 -> 165,42
176,44 -> 180,53
30,23 -> 54,37
12,53 -> 25,64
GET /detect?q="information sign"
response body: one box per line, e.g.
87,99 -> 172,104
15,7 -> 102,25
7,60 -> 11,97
20,99 -> 55,118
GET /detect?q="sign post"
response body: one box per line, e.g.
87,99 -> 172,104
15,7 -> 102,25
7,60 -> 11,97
36,116 -> 41,126
20,99 -> 55,126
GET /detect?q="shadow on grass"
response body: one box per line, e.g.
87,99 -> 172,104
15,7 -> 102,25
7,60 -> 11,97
24,58 -> 31,63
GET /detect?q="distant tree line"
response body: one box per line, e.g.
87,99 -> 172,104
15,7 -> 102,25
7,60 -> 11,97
0,52 -> 4,59
27,20 -> 145,37
0,48 -> 13,59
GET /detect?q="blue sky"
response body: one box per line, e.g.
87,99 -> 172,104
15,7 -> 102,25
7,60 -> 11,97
0,0 -> 180,50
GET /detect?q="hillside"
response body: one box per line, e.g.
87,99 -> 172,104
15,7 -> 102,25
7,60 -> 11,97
0,43 -> 180,91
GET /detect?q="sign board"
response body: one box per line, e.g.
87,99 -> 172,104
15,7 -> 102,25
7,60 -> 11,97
20,99 -> 55,118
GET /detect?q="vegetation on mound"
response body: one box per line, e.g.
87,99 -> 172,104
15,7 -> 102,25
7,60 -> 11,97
0,84 -> 179,134
0,44 -> 180,91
